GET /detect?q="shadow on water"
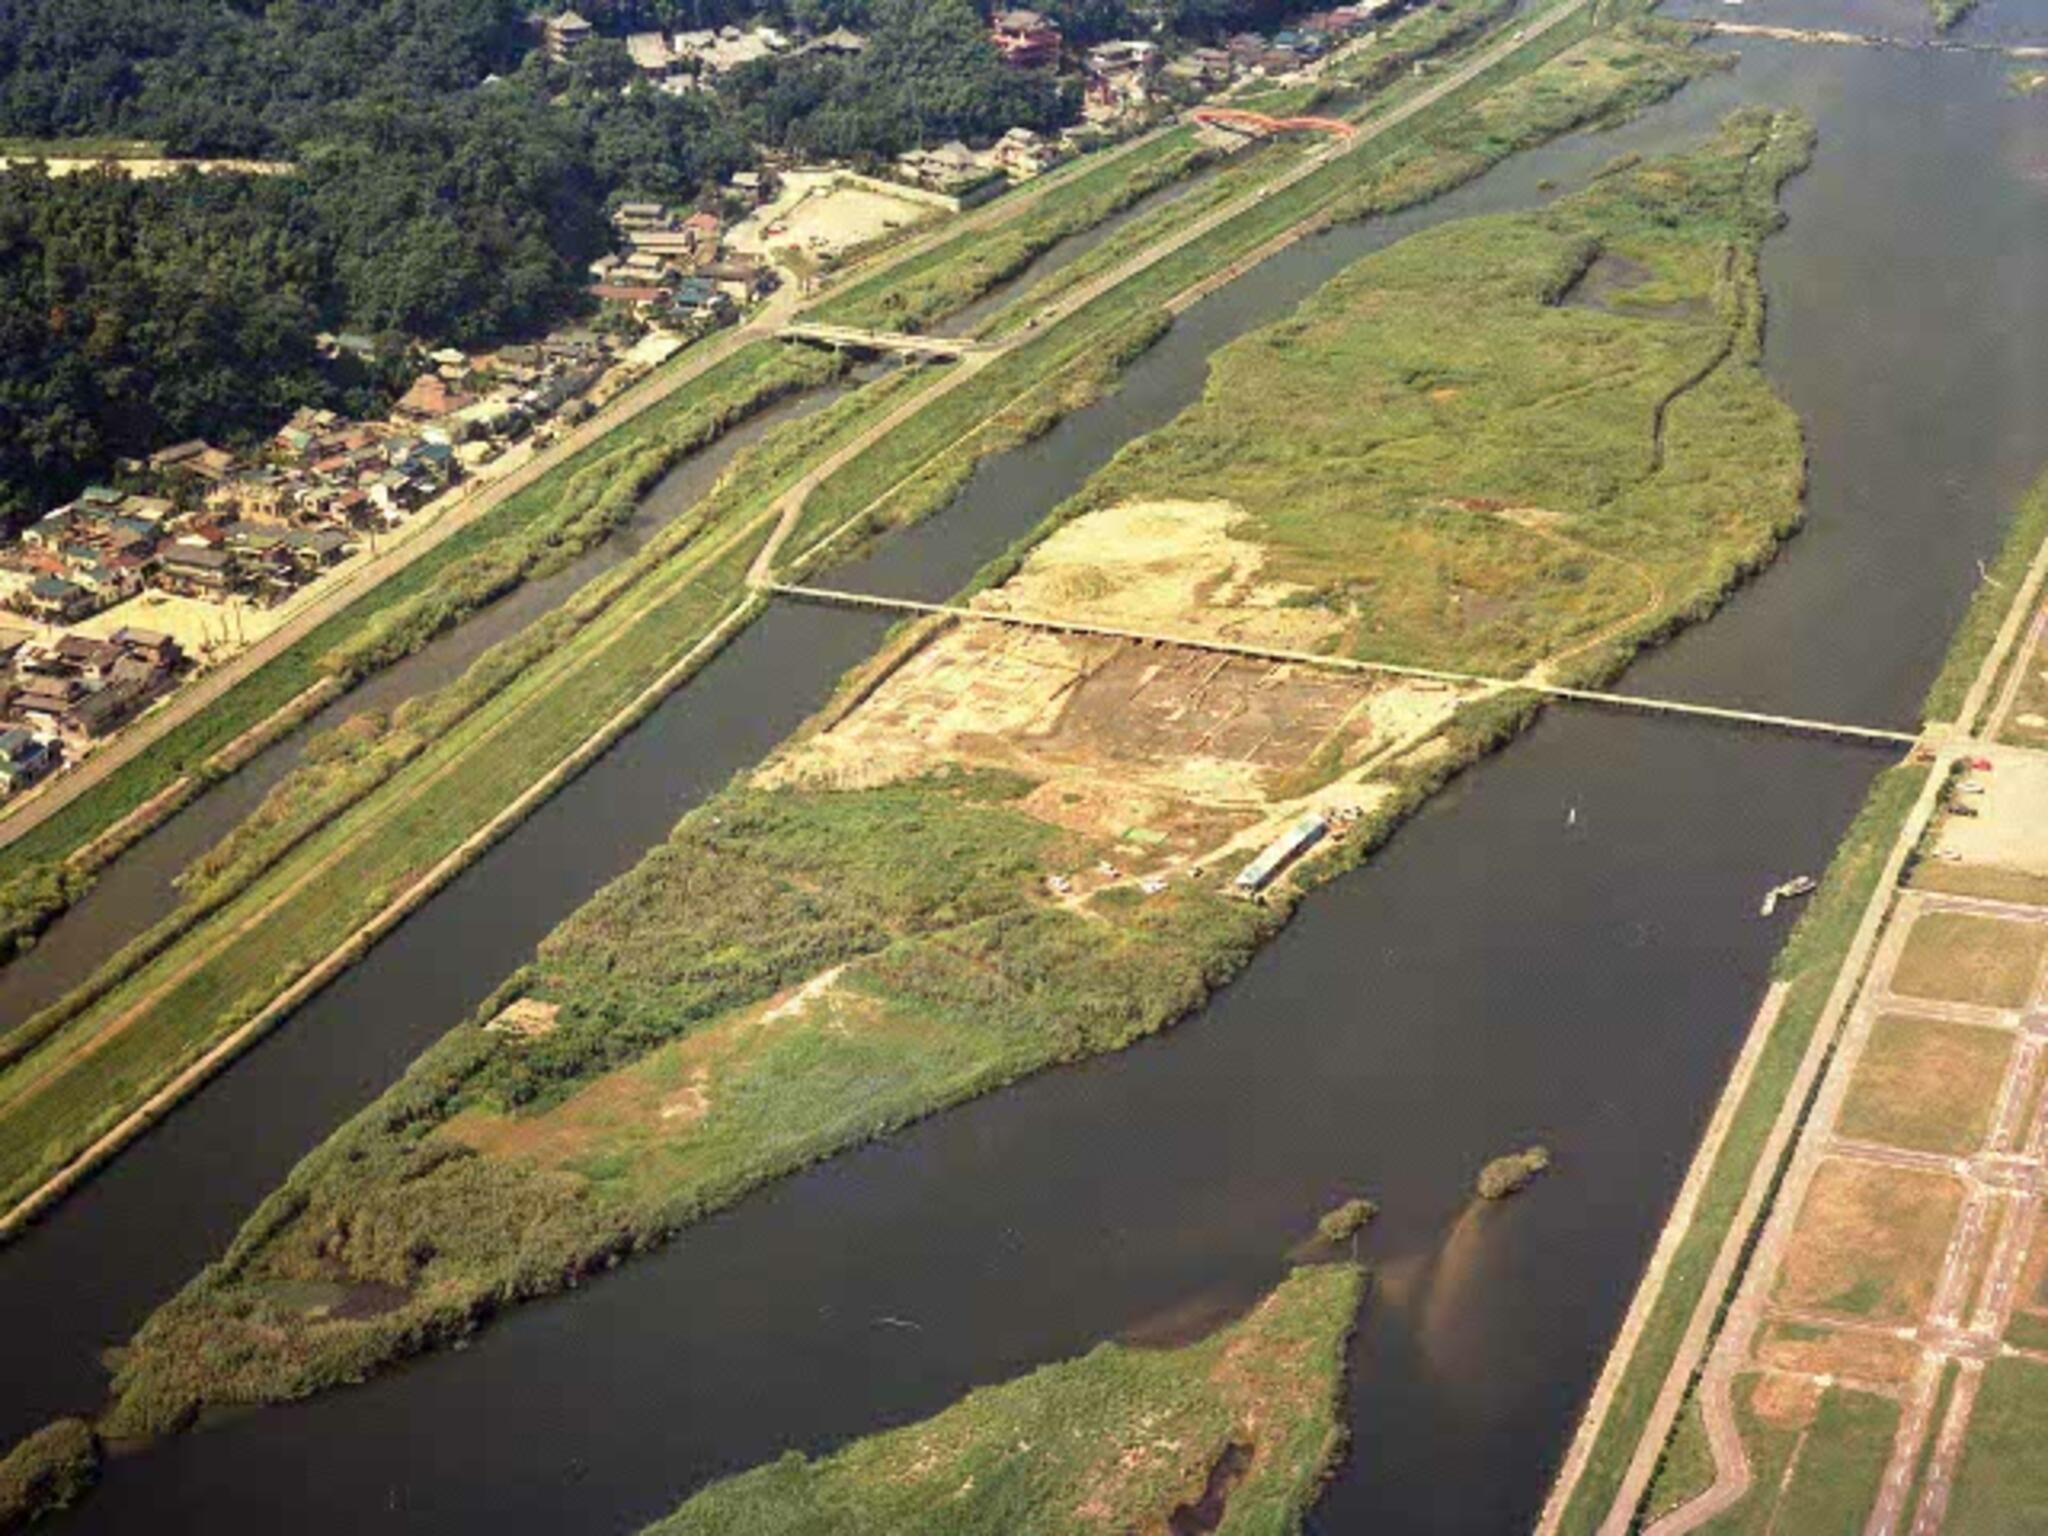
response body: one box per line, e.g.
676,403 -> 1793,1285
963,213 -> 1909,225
22,33 -> 2048,1535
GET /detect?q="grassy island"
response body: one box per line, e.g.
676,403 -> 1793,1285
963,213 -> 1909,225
80,109 -> 1815,1443
645,1265 -> 1363,1536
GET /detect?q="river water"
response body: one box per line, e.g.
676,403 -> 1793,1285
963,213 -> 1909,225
12,16 -> 2048,1532
0,384 -> 858,1028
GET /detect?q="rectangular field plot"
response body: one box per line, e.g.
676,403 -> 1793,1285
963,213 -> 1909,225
1890,910 -> 2048,1010
1836,1014 -> 2015,1157
1755,1318 -> 1921,1390
1773,1158 -> 1963,1322
1942,1358 -> 2048,1533
1699,1374 -> 1900,1535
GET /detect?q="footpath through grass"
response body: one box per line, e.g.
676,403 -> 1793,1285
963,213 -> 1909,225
644,1265 -> 1362,1536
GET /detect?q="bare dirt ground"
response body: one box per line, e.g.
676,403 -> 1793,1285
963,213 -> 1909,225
728,172 -> 938,262
1774,1157 -> 1965,1324
977,499 -> 1351,652
1930,749 -> 2048,874
763,619 -> 1469,874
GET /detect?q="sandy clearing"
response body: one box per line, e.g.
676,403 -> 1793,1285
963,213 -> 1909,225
976,499 -> 1348,652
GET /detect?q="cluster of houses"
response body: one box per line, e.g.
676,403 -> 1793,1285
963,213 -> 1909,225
589,202 -> 779,320
1196,3 -> 1411,80
893,127 -> 1065,199
0,325 -> 639,791
0,625 -> 185,792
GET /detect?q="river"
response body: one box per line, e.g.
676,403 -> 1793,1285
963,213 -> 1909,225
11,15 -> 2048,1531
0,383 -> 867,1028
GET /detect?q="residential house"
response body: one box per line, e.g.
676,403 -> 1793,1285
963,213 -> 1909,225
990,8 -> 1061,68
22,576 -> 90,623
395,373 -> 471,421
992,126 -> 1059,179
0,728 -> 55,794
157,543 -> 237,600
626,31 -> 677,75
695,258 -> 775,305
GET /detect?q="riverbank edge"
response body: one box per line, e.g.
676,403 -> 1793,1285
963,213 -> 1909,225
0,0 -> 1680,1231
1537,757 -> 1928,1534
1540,464 -> 2048,1533
640,1262 -> 1367,1535
88,105 -> 1822,1441
0,341 -> 840,972
0,303 -> 1176,1238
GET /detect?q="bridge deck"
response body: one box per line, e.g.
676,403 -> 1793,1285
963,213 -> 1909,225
778,323 -> 988,357
767,582 -> 1921,749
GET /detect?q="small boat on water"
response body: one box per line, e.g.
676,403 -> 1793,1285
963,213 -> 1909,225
1759,875 -> 1817,918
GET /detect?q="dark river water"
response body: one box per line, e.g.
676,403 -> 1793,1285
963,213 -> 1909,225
9,13 -> 2048,1531
0,384 -> 856,1028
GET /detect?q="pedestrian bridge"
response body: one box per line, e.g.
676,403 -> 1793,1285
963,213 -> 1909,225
768,582 -> 1924,750
778,323 -> 996,360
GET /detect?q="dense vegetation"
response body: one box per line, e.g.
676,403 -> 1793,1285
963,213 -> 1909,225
0,1417 -> 96,1527
0,65 -> 756,527
1059,102 -> 1811,680
0,0 -> 1026,526
646,1264 -> 1362,1534
722,0 -> 1070,159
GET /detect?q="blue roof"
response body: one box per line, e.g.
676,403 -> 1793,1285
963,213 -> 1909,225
30,576 -> 81,598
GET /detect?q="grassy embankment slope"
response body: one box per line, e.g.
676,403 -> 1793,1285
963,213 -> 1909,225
0,367 -> 932,1220
646,1265 -> 1362,1536
0,340 -> 842,962
93,108 -> 1813,1440
804,127 -> 1220,335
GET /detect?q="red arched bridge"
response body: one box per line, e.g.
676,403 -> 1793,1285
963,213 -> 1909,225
1191,107 -> 1356,140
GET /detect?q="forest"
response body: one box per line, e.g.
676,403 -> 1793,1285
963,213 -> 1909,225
0,0 -> 1293,529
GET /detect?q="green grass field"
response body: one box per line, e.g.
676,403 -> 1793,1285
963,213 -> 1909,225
1837,1014 -> 2013,1155
800,18 -> 1728,585
1941,1358 -> 2048,1533
1043,106 -> 1808,679
1697,1379 -> 1897,1534
1891,911 -> 2047,1010
647,1264 -> 1362,1536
